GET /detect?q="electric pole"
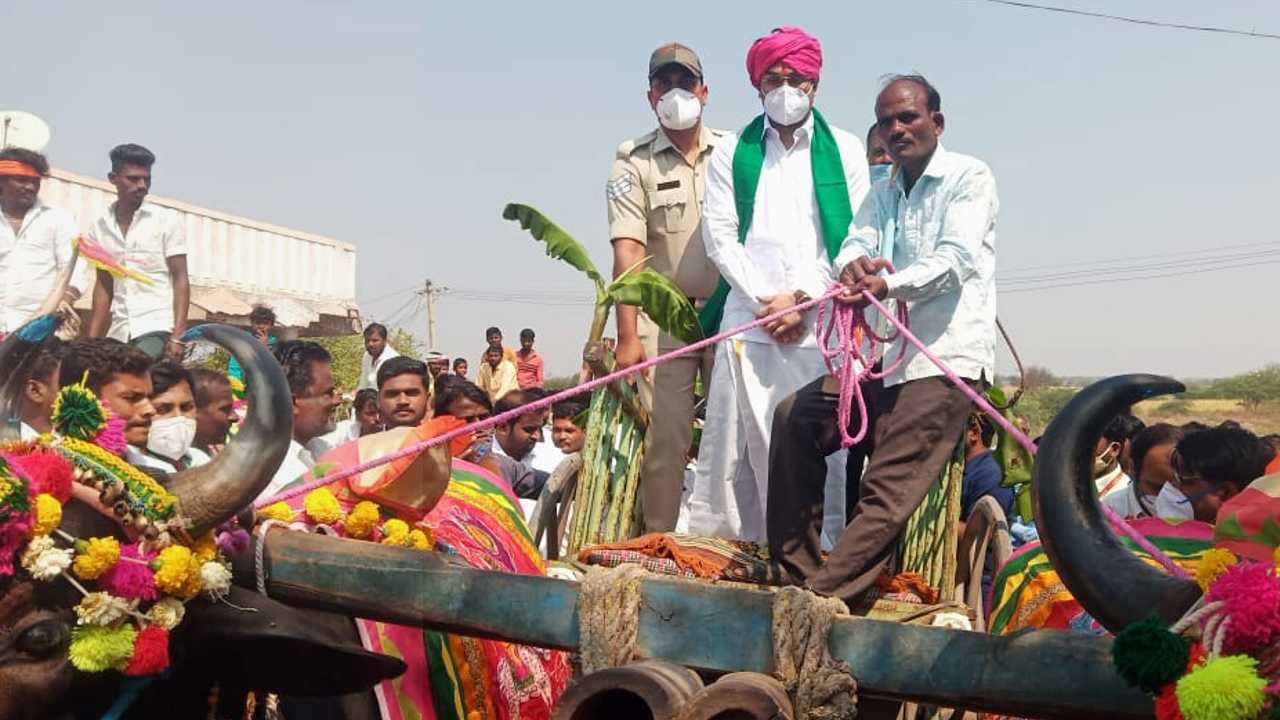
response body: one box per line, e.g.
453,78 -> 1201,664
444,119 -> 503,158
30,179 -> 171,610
418,279 -> 446,349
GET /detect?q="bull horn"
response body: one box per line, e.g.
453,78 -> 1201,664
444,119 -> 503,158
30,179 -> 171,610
1034,373 -> 1201,632
0,314 -> 61,441
167,324 -> 292,536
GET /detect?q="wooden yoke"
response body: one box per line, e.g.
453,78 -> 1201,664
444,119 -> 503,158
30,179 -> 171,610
258,528 -> 1151,719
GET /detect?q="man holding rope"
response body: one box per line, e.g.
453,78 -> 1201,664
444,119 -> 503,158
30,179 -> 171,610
768,75 -> 1000,606
685,26 -> 870,545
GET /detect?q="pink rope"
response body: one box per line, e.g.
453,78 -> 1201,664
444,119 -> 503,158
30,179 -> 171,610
257,287 -> 846,507
861,292 -> 1191,580
816,275 -> 909,448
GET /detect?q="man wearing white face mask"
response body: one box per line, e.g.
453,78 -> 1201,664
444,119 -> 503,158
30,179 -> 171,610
607,42 -> 725,533
128,360 -> 209,473
688,26 -> 870,544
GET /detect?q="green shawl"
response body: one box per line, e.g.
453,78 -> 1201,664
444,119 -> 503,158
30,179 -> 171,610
697,108 -> 853,335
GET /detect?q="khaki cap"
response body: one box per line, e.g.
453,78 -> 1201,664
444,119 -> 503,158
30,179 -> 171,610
649,42 -> 703,80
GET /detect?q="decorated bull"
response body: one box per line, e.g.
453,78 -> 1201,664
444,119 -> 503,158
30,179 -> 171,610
0,318 -> 568,719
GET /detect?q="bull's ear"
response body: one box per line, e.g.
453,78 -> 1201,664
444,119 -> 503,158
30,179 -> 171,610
174,586 -> 405,695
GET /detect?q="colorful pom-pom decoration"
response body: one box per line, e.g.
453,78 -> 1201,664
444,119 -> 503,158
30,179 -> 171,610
93,415 -> 129,457
1175,654 -> 1267,720
52,383 -> 108,441
1113,616 -> 1191,694
123,625 -> 170,676
99,543 -> 158,602
1155,683 -> 1186,720
408,528 -> 431,550
1206,563 -> 1280,654
69,624 -> 137,672
1195,548 -> 1239,592
380,518 -> 410,546
6,449 -> 73,502
303,487 -> 344,525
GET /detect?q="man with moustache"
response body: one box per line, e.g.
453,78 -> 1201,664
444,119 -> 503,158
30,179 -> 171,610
768,75 -> 1000,607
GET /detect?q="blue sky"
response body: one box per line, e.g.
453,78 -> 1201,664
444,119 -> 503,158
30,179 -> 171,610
6,1 -> 1279,378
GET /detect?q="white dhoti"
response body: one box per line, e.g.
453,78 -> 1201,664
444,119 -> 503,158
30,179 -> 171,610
685,338 -> 846,546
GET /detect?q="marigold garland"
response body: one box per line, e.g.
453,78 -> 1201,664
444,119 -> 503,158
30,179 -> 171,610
32,493 -> 62,536
259,502 -> 295,523
1195,548 -> 1238,592
304,487 -> 344,525
344,501 -> 381,539
73,536 -> 121,580
381,518 -> 410,546
153,545 -> 202,598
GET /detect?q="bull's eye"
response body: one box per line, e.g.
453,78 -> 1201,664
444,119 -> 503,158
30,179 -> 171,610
17,619 -> 70,658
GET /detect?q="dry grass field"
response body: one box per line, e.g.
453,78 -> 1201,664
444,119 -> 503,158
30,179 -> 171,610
1132,397 -> 1280,436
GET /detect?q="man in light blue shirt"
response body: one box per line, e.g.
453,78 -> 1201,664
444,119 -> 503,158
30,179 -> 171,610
768,75 -> 999,606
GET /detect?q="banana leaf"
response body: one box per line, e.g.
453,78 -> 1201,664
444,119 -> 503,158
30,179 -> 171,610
502,203 -> 606,296
606,268 -> 704,345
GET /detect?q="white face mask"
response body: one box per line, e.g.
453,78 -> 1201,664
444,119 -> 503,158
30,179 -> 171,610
655,88 -> 702,131
869,163 -> 893,185
147,416 -> 197,462
1155,482 -> 1195,521
763,85 -> 811,126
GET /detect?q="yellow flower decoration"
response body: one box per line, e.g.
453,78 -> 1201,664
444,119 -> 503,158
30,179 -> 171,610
380,519 -> 410,546
154,545 -> 201,599
303,487 -> 344,525
344,501 -> 381,539
192,533 -> 218,563
32,494 -> 63,536
259,502 -> 295,523
1196,547 -> 1239,591
407,528 -> 432,550
73,537 -> 121,580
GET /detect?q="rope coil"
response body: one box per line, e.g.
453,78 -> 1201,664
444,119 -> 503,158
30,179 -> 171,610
578,563 -> 648,674
771,586 -> 859,719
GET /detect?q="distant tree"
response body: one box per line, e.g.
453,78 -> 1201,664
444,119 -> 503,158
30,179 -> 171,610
1212,364 -> 1280,411
307,327 -> 424,392
544,374 -> 579,392
1022,365 -> 1062,391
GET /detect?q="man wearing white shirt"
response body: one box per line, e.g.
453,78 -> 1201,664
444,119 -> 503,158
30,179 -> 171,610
769,75 -> 999,606
0,147 -> 83,335
357,322 -> 399,391
87,144 -> 190,361
262,340 -> 343,500
685,27 -> 869,544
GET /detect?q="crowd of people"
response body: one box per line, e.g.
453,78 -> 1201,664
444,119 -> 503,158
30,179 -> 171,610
6,24 -> 1279,618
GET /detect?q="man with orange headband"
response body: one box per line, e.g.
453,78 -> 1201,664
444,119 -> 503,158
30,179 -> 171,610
0,147 -> 82,335
86,143 -> 189,361
686,27 -> 869,544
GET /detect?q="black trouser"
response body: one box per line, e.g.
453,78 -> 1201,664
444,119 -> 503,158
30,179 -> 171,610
768,374 -> 976,605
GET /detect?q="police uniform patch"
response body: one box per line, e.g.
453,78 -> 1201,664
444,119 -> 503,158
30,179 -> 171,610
606,174 -> 634,200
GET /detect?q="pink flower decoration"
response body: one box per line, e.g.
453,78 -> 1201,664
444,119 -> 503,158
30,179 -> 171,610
99,543 -> 158,602
94,416 -> 128,457
1207,562 -> 1280,653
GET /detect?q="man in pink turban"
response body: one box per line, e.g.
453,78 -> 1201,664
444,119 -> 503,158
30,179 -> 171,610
686,26 -> 870,546
746,26 -> 823,90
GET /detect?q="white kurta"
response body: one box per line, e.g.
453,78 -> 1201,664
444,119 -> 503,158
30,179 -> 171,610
686,113 -> 870,545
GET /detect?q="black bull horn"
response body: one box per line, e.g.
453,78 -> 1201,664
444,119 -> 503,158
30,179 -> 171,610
0,319 -> 292,536
166,324 -> 292,535
1034,373 -> 1202,632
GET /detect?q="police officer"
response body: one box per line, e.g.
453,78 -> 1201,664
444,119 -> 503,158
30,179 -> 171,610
607,43 -> 724,532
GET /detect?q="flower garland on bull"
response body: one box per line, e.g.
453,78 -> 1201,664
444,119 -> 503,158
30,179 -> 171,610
0,379 -> 231,677
252,416 -> 570,720
1110,474 -> 1280,720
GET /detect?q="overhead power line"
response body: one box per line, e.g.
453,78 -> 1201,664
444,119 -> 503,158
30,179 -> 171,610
970,0 -> 1280,40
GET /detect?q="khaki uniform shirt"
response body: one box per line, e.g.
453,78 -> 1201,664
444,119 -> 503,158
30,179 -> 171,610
607,124 -> 724,350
